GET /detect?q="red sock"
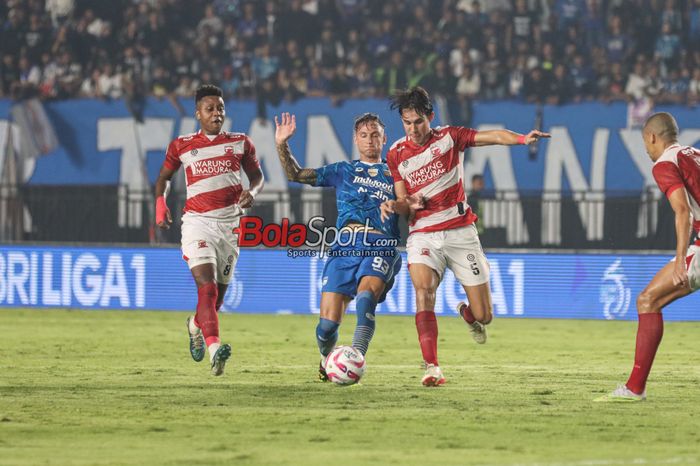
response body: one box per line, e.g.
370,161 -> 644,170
415,311 -> 438,366
194,283 -> 220,346
459,303 -> 475,324
626,313 -> 664,394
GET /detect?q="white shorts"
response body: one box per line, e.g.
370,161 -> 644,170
683,244 -> 700,292
406,224 -> 490,287
181,214 -> 240,285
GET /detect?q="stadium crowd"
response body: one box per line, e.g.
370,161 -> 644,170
2,0 -> 700,115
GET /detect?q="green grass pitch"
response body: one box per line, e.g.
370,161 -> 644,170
1,309 -> 699,466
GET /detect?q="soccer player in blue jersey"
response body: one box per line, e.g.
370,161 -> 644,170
275,112 -> 404,381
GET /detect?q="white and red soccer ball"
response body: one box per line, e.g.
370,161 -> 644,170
324,346 -> 366,385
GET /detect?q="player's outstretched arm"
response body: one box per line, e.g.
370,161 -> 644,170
473,129 -> 551,147
274,112 -> 317,185
155,165 -> 176,229
668,187 -> 692,287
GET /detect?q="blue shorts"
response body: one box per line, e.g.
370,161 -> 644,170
321,233 -> 402,303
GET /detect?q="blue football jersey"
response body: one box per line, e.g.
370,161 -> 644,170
314,160 -> 398,239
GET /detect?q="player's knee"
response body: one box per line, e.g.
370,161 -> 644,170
414,286 -> 436,309
636,290 -> 656,314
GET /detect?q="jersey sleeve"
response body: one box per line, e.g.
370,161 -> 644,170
386,149 -> 403,183
653,161 -> 685,198
449,126 -> 477,151
242,136 -> 261,173
313,162 -> 343,187
163,140 -> 182,171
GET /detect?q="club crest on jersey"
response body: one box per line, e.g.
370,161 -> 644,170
368,168 -> 378,177
198,240 -> 208,249
190,149 -> 198,156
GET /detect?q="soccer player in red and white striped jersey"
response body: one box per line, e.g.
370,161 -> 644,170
596,112 -> 700,402
154,84 -> 264,376
382,87 -> 549,386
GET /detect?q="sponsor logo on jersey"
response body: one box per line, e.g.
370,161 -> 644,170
225,145 -> 234,155
421,248 -> 430,256
402,160 -> 410,168
431,146 -> 442,158
191,149 -> 198,156
352,176 -> 393,192
191,158 -> 234,176
355,167 -> 364,172
384,169 -> 391,176
404,159 -> 446,188
198,240 -> 208,249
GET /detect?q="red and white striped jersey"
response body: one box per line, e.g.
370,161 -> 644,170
387,126 -> 478,234
164,130 -> 260,220
652,143 -> 700,243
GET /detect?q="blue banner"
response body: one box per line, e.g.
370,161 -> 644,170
1,245 -> 698,321
2,98 -> 700,194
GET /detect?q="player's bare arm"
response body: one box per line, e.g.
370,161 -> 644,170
473,129 -> 551,147
380,180 -> 424,222
155,165 -> 176,229
240,165 -> 264,209
668,186 -> 692,287
274,112 -> 317,185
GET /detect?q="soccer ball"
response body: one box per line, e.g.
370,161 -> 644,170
324,346 -> 366,385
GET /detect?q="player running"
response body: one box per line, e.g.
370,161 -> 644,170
275,112 -> 407,381
155,84 -> 264,376
381,86 -> 549,386
595,112 -> 700,402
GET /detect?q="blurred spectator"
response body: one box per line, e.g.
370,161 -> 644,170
569,53 -> 596,100
481,40 -> 506,99
456,63 -> 479,126
375,50 -> 407,96
605,15 -> 633,64
689,67 -> 700,105
659,67 -> 688,104
655,21 -> 681,73
306,64 -> 328,97
523,67 -> 550,103
546,63 -> 574,104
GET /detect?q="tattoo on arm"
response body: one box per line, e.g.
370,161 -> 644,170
276,143 -> 317,185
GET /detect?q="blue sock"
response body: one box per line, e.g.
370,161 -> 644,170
352,291 -> 377,356
316,318 -> 339,357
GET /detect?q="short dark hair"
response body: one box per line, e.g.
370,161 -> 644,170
353,113 -> 385,132
472,174 -> 484,183
195,84 -> 223,104
390,86 -> 433,117
643,112 -> 679,142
